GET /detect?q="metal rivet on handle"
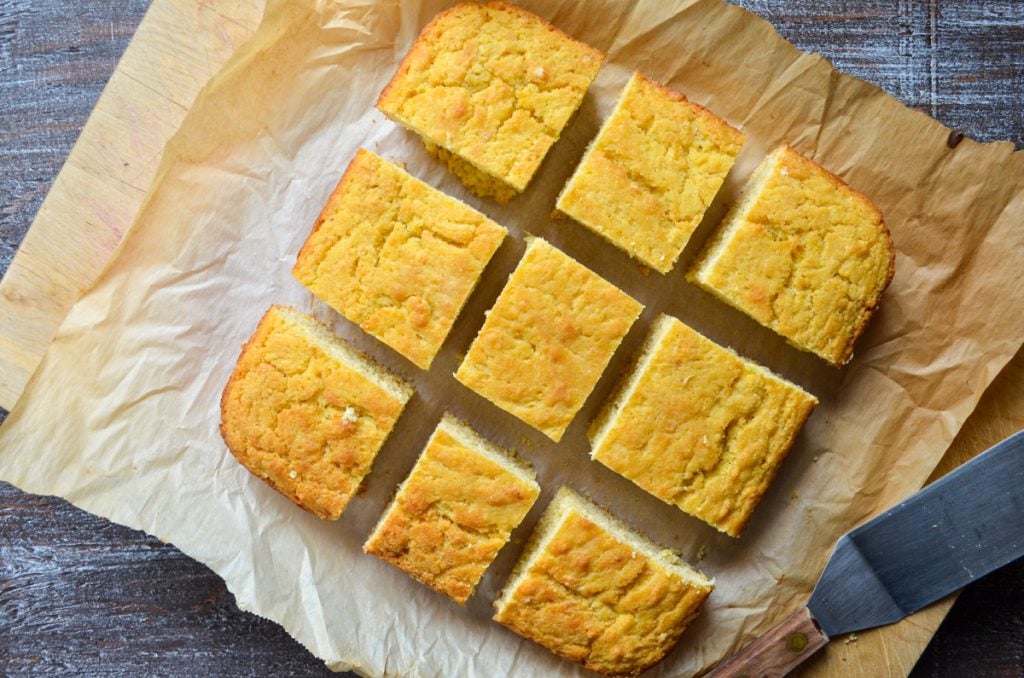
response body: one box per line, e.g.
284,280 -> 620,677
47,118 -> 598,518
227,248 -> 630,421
787,632 -> 808,653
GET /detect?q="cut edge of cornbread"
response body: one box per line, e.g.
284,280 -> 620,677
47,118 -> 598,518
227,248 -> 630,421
292,148 -> 508,371
587,314 -> 675,454
688,145 -> 896,365
590,314 -> 819,455
556,72 -> 745,274
493,486 -> 713,621
423,141 -> 521,204
365,414 -> 540,549
688,146 -> 789,287
439,413 -> 540,487
554,75 -> 635,238
219,305 -> 413,521
364,413 -> 539,602
377,1 -> 605,202
588,314 -> 818,537
271,306 -> 414,405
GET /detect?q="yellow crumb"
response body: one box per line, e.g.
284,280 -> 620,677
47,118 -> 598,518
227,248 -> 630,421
364,415 -> 539,604
456,238 -> 643,441
219,306 -> 411,521
688,146 -> 895,365
589,314 -> 817,537
377,2 -> 604,200
293,149 -> 506,370
558,72 -> 744,273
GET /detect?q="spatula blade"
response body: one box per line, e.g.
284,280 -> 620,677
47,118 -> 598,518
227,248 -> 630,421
808,430 -> 1024,636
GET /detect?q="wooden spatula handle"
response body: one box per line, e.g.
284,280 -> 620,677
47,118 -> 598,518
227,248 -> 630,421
707,606 -> 830,677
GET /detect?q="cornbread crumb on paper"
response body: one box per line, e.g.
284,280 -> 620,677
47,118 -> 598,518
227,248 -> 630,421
364,415 -> 539,604
589,314 -> 817,537
494,487 -> 713,675
377,2 -> 604,202
219,306 -> 412,521
558,72 -> 745,273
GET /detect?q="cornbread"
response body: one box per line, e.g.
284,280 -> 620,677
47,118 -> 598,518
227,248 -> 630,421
590,315 -> 818,536
377,2 -> 604,202
455,237 -> 643,442
493,487 -> 713,676
557,72 -> 745,273
688,145 -> 895,365
293,149 -> 506,370
364,414 -> 540,604
219,306 -> 412,520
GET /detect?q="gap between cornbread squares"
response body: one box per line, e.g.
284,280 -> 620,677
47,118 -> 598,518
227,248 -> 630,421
493,487 -> 713,676
589,314 -> 818,537
363,413 -> 540,605
292,148 -> 507,371
455,237 -> 643,443
556,71 -> 745,274
687,145 -> 896,366
376,1 -> 605,203
219,306 -> 413,521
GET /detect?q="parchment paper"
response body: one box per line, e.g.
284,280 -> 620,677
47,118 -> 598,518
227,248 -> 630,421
3,0 -> 1024,675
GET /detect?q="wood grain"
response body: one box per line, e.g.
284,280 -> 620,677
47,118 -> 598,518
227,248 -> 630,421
711,607 -> 830,677
0,1 -> 1021,675
0,0 -> 260,408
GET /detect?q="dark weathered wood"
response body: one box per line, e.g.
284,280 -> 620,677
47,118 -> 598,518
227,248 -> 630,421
0,481 -> 334,675
742,1 -> 1024,149
0,1 -> 1021,676
913,557 -> 1024,677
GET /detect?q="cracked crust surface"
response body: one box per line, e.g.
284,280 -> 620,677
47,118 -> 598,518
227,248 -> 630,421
493,488 -> 712,676
455,238 -> 643,442
557,72 -> 745,273
377,1 -> 604,200
292,149 -> 506,370
219,306 -> 412,521
363,414 -> 539,604
589,315 -> 817,537
687,145 -> 895,365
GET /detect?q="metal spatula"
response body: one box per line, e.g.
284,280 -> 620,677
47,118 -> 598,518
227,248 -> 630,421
709,430 -> 1024,677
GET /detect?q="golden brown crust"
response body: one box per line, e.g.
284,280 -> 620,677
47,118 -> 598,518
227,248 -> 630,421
493,488 -> 712,675
363,415 -> 539,604
219,306 -> 410,520
377,2 -> 604,198
785,145 -> 896,365
292,154 -> 364,283
292,149 -> 506,370
557,72 -> 745,273
639,73 -> 744,139
455,238 -> 643,441
817,151 -> 896,364
590,315 -> 818,537
688,145 -> 895,366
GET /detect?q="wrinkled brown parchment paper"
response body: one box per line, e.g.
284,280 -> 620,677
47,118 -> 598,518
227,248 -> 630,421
2,1 -> 1023,675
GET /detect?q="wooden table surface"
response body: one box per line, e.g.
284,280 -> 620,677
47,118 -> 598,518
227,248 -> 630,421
1,1 -> 1022,675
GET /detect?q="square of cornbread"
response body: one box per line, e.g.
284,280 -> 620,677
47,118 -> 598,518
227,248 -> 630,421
293,149 -> 506,370
688,145 -> 895,365
364,414 -> 540,604
455,237 -> 643,442
219,306 -> 413,521
377,2 -> 604,203
493,487 -> 713,676
557,72 -> 745,273
590,315 -> 818,537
